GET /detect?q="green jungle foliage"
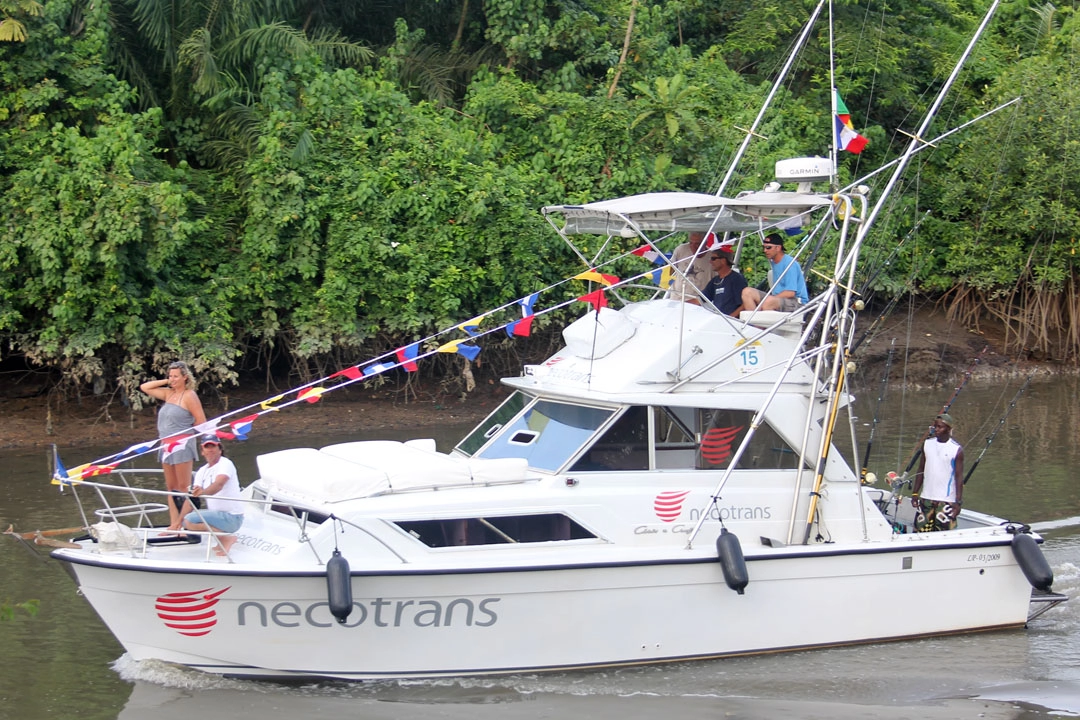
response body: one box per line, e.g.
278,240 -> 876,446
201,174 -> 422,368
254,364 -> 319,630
1,0 -> 1079,403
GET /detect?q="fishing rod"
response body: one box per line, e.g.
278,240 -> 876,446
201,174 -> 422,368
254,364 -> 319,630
963,373 -> 1034,485
902,344 -> 989,473
849,287 -> 903,354
860,339 -> 895,482
851,243 -> 936,354
713,0 -> 826,197
857,210 -> 930,296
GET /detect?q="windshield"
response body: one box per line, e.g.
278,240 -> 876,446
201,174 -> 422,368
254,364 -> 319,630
474,399 -> 615,472
455,391 -> 531,456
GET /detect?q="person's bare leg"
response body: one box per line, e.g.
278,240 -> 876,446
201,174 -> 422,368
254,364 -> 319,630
759,294 -> 782,311
214,533 -> 237,556
162,459 -> 192,533
162,463 -> 183,530
741,287 -> 765,314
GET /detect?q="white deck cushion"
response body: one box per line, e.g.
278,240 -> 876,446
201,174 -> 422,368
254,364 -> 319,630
256,447 -> 389,502
321,441 -> 473,490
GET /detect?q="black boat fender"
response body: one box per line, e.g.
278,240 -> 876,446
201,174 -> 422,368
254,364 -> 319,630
716,528 -> 749,595
1011,533 -> 1053,592
326,549 -> 353,623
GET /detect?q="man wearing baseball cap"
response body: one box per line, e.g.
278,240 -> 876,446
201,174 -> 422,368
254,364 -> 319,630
740,233 -> 809,314
180,436 -> 245,555
910,413 -> 964,531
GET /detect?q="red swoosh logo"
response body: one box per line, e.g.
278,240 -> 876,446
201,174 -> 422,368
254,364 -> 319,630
156,587 -> 230,637
701,426 -> 743,465
654,490 -> 691,522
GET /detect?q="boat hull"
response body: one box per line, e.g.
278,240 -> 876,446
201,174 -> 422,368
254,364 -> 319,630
57,539 -> 1033,680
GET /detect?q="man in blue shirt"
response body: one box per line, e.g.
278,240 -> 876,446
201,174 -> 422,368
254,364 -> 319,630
740,234 -> 809,313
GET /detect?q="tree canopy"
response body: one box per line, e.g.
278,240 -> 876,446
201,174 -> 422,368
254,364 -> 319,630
2,0 -> 1078,402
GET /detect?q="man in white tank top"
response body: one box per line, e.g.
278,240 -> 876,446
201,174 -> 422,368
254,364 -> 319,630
910,413 -> 964,531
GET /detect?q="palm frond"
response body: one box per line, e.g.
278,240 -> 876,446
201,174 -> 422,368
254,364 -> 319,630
307,25 -> 374,68
291,128 -> 314,165
1026,3 -> 1059,52
178,27 -> 221,96
218,21 -> 309,66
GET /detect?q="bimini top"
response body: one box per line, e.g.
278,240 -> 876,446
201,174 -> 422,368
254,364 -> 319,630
542,190 -> 833,236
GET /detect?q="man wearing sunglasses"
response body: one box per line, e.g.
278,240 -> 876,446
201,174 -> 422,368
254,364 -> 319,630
698,250 -> 747,316
740,234 -> 808,314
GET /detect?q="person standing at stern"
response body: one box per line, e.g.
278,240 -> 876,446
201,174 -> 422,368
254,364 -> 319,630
140,361 -> 207,531
911,413 -> 964,532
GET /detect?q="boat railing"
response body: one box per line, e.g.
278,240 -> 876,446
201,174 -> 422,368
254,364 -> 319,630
60,477 -> 410,565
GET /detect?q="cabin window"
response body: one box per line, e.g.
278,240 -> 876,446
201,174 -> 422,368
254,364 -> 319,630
396,513 -> 597,548
473,400 -> 615,472
569,405 -> 649,471
654,406 -> 699,469
696,409 -> 804,470
456,390 -> 530,456
651,406 -> 805,470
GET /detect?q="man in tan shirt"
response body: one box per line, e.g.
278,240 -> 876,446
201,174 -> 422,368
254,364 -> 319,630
667,231 -> 715,300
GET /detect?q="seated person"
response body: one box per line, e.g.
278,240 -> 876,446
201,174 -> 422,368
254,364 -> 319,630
698,250 -> 747,316
741,234 -> 809,313
667,231 -> 715,299
181,437 -> 245,556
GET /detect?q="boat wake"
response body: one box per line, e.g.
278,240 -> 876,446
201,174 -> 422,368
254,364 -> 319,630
112,653 -> 250,691
972,680 -> 1080,716
1030,515 -> 1080,533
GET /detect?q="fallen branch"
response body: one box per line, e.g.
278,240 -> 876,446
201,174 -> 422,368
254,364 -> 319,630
4,524 -> 85,541
32,532 -> 82,550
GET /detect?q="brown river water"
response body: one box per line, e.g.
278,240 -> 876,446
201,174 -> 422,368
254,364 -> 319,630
2,378 -> 1079,720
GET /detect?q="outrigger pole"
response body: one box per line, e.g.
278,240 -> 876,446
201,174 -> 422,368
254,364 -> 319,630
964,373 -> 1035,485
799,0 -> 1003,544
713,0 -> 825,197
860,339 -> 895,483
901,345 -> 989,474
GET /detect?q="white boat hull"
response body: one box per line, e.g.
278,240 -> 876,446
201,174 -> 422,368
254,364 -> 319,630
60,537 -> 1033,679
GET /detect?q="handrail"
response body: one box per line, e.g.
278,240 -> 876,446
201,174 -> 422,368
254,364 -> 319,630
58,477 -> 412,564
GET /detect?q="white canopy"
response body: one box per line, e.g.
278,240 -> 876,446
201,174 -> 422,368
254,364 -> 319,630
543,190 -> 832,236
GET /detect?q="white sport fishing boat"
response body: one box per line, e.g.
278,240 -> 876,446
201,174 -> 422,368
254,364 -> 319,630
43,0 -> 1065,680
47,168 -> 1064,679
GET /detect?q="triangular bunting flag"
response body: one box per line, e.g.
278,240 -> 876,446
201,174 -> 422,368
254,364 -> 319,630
230,414 -> 259,440
396,343 -> 420,372
83,463 -> 118,478
162,435 -> 194,460
260,394 -> 284,411
297,387 -> 326,404
118,440 -> 157,458
519,292 -> 539,316
53,452 -> 70,483
632,246 -> 669,266
66,463 -> 91,482
577,289 -> 608,312
194,420 -> 217,435
457,317 -> 484,337
574,270 -> 619,287
331,366 -> 363,381
456,343 -> 481,361
506,315 -> 535,338
362,362 -> 392,376
437,340 -> 482,361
